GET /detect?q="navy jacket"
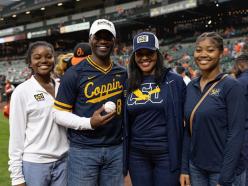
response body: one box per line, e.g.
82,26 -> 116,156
181,74 -> 246,186
236,70 -> 248,172
123,69 -> 186,175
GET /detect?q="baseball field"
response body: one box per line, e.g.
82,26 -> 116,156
0,111 -> 11,186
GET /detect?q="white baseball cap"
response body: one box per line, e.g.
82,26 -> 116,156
89,19 -> 116,38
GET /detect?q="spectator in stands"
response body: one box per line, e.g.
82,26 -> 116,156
53,19 -> 127,186
176,66 -> 191,85
233,53 -> 248,186
124,32 -> 185,186
4,79 -> 14,103
54,43 -> 91,78
70,42 -> 91,66
187,65 -> 197,79
180,32 -> 246,186
54,53 -> 73,78
54,53 -> 74,78
179,52 -> 191,64
242,42 -> 248,53
8,41 -> 69,186
3,79 -> 14,118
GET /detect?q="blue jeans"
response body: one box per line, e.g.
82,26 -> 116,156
190,162 -> 246,186
23,155 -> 67,186
129,148 -> 180,186
68,144 -> 123,186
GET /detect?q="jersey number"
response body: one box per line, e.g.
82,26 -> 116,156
116,99 -> 122,115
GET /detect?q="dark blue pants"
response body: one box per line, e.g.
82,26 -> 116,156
128,148 -> 180,186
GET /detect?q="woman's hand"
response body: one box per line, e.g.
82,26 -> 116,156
180,174 -> 190,186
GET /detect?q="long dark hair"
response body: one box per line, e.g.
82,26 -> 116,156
127,50 -> 166,93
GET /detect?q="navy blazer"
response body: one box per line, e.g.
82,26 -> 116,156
123,69 -> 186,175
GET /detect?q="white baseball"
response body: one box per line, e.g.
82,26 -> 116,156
104,101 -> 116,113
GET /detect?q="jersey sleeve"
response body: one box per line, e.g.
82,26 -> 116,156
54,68 -> 78,112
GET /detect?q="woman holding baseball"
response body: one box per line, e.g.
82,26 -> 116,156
123,32 -> 186,186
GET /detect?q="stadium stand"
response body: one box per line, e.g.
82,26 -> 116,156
0,0 -> 247,86
0,1 -> 247,186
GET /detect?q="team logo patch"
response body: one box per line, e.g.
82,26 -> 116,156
137,35 -> 149,43
209,88 -> 220,96
34,93 -> 45,101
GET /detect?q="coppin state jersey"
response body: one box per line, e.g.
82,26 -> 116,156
54,55 -> 127,147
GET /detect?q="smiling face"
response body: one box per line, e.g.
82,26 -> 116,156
89,30 -> 115,60
29,46 -> 55,78
134,48 -> 158,75
194,38 -> 222,73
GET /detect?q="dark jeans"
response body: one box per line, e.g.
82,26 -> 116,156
129,148 -> 180,186
190,161 -> 246,186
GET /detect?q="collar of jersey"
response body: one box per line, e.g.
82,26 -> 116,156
86,55 -> 113,74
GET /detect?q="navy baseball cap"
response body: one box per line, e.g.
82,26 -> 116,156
133,32 -> 159,52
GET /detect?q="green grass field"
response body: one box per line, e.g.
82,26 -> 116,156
0,112 -> 11,186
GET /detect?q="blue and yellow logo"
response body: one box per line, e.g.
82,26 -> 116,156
209,88 -> 220,96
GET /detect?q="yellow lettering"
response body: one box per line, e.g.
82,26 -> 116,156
94,87 -> 101,96
84,79 -> 124,103
84,82 -> 94,98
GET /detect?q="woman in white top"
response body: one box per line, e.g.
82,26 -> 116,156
8,41 -> 68,186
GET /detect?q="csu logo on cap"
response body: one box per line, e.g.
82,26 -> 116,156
137,35 -> 149,43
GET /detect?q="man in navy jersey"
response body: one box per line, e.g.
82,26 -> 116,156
53,19 -> 127,186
